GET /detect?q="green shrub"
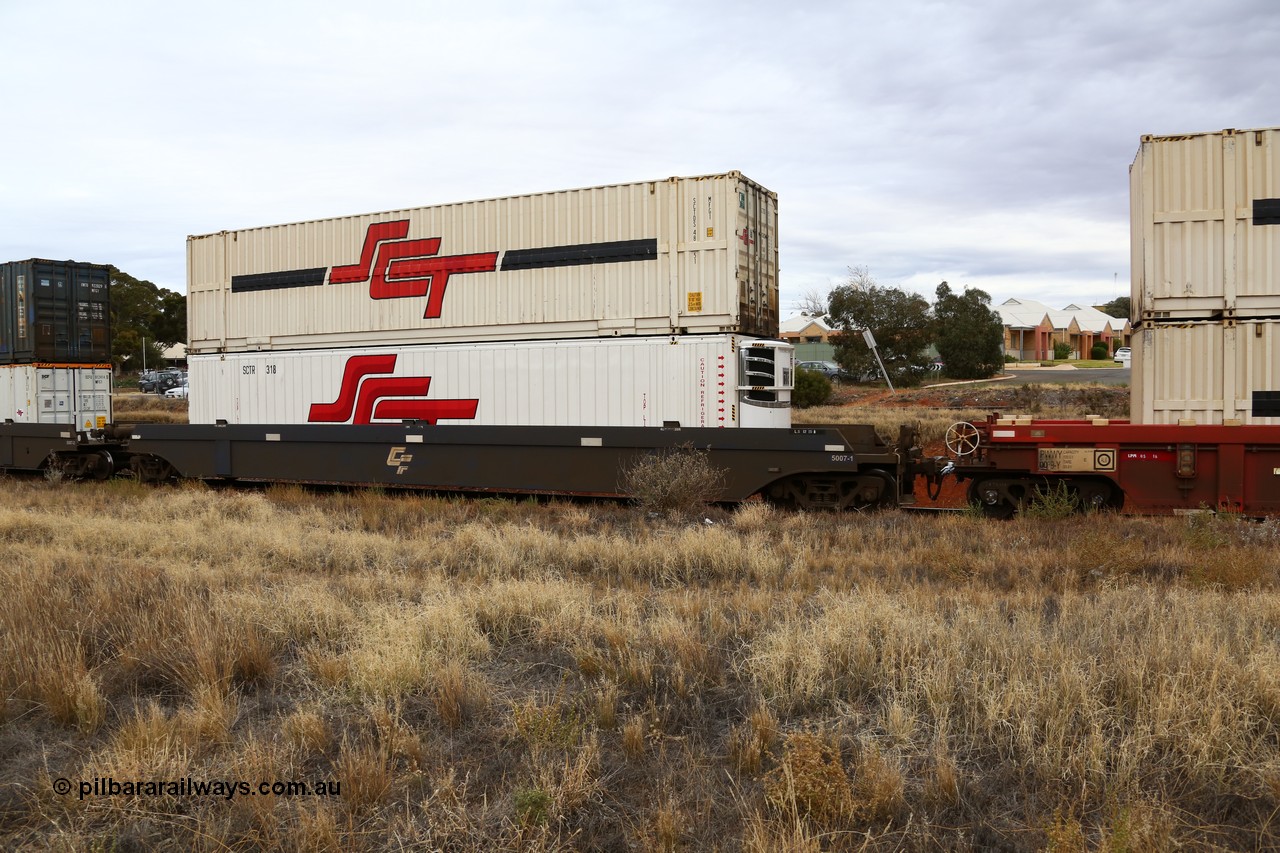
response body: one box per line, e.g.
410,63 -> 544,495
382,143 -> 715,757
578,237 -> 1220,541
514,786 -> 552,826
1090,343 -> 1108,359
793,368 -> 833,408
1053,342 -> 1072,360
1023,481 -> 1080,519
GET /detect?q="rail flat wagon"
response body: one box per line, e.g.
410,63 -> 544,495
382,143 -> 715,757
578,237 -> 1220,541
947,414 -> 1280,517
0,420 -> 934,513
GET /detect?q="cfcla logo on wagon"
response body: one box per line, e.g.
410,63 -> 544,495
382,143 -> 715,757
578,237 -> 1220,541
329,221 -> 498,319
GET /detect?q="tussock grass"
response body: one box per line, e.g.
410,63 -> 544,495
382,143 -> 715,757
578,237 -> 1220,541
2,478 -> 1280,849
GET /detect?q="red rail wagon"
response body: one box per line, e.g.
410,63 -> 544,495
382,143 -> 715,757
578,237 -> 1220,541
947,414 -> 1280,517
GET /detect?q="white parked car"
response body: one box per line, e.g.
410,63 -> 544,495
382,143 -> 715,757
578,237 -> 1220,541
164,381 -> 189,399
1113,347 -> 1131,365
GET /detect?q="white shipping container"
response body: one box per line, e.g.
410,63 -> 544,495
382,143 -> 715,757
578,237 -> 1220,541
1130,127 -> 1280,320
188,335 -> 793,429
0,364 -> 112,429
188,173 -> 778,353
1131,319 -> 1280,425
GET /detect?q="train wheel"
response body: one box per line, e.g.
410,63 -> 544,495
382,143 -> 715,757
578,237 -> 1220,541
968,477 -> 1024,519
90,450 -> 115,480
855,469 -> 899,511
132,455 -> 176,483
1067,478 -> 1124,513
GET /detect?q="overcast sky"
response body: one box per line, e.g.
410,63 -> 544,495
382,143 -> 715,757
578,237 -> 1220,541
2,0 -> 1276,315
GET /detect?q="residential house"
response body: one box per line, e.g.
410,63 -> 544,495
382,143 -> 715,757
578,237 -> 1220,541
779,313 -> 840,361
994,299 -> 1131,361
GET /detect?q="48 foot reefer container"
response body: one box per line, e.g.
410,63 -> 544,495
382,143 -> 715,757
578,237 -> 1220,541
188,335 -> 793,429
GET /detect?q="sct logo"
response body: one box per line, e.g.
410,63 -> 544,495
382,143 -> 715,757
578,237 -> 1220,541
329,220 -> 498,319
308,354 -> 479,425
229,226 -> 658,322
386,447 -> 413,475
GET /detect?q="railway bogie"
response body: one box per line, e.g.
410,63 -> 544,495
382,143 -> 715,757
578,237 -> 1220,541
964,474 -> 1124,519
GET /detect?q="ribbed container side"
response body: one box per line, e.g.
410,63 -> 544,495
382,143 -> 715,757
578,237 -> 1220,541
1131,319 -> 1280,425
0,259 -> 111,363
187,173 -> 778,353
1131,127 -> 1280,320
188,335 -> 792,429
0,364 -> 112,428
0,263 -> 13,364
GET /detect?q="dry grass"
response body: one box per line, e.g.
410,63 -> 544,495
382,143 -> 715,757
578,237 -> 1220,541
111,393 -> 189,424
0,474 -> 1278,850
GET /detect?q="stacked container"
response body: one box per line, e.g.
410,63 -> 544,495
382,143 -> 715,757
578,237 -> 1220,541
1130,127 -> 1280,424
186,173 -> 793,428
0,259 -> 113,429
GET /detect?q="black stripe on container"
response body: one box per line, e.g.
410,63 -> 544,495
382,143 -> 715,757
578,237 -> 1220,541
500,239 -> 657,271
231,268 -> 327,293
1255,199 -> 1280,226
1253,391 -> 1280,418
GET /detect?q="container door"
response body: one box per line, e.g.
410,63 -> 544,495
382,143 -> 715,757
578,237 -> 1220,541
5,365 -> 34,422
13,269 -> 33,362
33,263 -> 72,361
75,368 -> 112,429
73,265 -> 111,361
36,367 -> 74,424
0,366 -> 16,419
0,264 -> 10,364
733,178 -> 779,338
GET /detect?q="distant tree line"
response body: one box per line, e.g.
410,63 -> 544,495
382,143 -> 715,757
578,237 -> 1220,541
109,268 -> 186,372
1098,296 -> 1130,320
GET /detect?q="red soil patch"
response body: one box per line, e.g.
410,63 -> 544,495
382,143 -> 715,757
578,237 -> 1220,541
913,439 -> 970,509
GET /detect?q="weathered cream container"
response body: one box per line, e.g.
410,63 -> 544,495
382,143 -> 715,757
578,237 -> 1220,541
1130,127 -> 1280,320
1131,319 -> 1280,425
0,364 -> 112,429
188,173 -> 778,353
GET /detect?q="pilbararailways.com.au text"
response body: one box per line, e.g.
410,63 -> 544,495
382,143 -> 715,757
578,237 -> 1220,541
54,776 -> 341,801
